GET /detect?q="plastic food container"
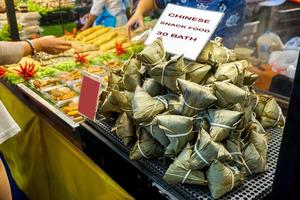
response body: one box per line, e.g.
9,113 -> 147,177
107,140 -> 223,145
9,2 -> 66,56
56,70 -> 82,83
30,77 -> 61,90
241,21 -> 260,36
269,50 -> 299,79
61,97 -> 84,123
68,79 -> 82,93
42,85 -> 78,107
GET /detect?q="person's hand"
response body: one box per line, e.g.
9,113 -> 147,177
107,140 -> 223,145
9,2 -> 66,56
33,36 -> 72,54
80,13 -> 90,31
80,23 -> 90,31
82,13 -> 90,22
126,11 -> 144,39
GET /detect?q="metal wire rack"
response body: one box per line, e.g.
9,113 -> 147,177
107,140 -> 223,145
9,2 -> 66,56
87,119 -> 283,200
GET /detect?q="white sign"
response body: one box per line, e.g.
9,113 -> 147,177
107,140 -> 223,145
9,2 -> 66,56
145,4 -> 224,61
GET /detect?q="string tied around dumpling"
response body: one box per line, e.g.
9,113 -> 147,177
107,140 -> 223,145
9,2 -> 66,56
162,125 -> 193,138
273,104 -> 285,127
208,110 -> 243,135
121,107 -> 133,112
241,156 -> 253,175
253,95 -> 259,109
228,167 -> 235,190
230,149 -> 253,175
210,123 -> 236,130
160,63 -> 167,86
141,122 -> 156,138
182,169 -> 192,184
182,62 -> 195,72
232,62 -> 242,83
229,142 -> 253,175
224,163 -> 237,191
243,91 -> 251,106
148,100 -> 159,118
194,144 -> 209,165
155,96 -> 169,110
121,76 -> 128,90
144,49 -> 166,67
183,93 -> 214,112
183,99 -> 205,111
137,140 -> 150,159
193,115 -> 207,121
214,37 -> 223,47
223,46 -> 233,63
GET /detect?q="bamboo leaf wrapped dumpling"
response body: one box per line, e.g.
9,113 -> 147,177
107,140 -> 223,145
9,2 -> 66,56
197,39 -> 236,67
226,137 -> 253,175
141,116 -> 170,148
214,82 -> 251,108
246,119 -> 269,160
163,94 -> 183,115
226,137 -> 244,164
254,95 -> 285,128
243,70 -> 259,86
113,113 -> 136,146
247,130 -> 269,162
231,104 -> 253,133
150,55 -> 185,93
137,37 -> 166,65
112,90 -> 134,119
207,109 -> 244,142
189,129 -> 232,170
184,62 -> 211,84
164,144 -> 208,186
206,160 -> 243,199
108,72 -> 122,90
177,79 -> 217,117
99,91 -> 122,114
157,115 -> 194,157
193,111 -> 210,132
205,73 -> 218,85
132,86 -> 166,122
242,143 -> 268,175
142,78 -> 164,97
215,60 -> 249,86
129,128 -> 164,160
119,58 -> 142,92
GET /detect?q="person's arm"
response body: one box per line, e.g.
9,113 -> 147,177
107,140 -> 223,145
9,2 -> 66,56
0,36 -> 72,65
81,14 -> 97,30
81,0 -> 105,30
0,159 -> 12,200
126,0 -> 159,38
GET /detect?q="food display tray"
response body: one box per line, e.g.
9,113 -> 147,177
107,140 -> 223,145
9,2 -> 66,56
18,83 -> 80,128
86,119 -> 283,200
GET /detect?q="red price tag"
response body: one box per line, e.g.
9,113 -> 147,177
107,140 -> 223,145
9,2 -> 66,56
78,74 -> 101,121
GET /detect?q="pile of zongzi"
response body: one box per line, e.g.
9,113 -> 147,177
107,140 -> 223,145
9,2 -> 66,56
97,37 -> 284,199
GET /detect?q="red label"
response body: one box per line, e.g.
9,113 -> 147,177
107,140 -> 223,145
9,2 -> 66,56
78,75 -> 101,121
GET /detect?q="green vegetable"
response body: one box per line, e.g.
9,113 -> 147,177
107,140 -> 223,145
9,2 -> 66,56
3,72 -> 24,85
89,54 -> 116,65
35,67 -> 61,78
27,0 -> 74,15
53,61 -> 79,72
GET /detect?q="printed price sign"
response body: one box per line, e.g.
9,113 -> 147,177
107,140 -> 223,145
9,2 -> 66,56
145,4 -> 224,61
78,74 -> 101,121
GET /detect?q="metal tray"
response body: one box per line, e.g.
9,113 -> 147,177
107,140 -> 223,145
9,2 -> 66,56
87,119 -> 283,200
